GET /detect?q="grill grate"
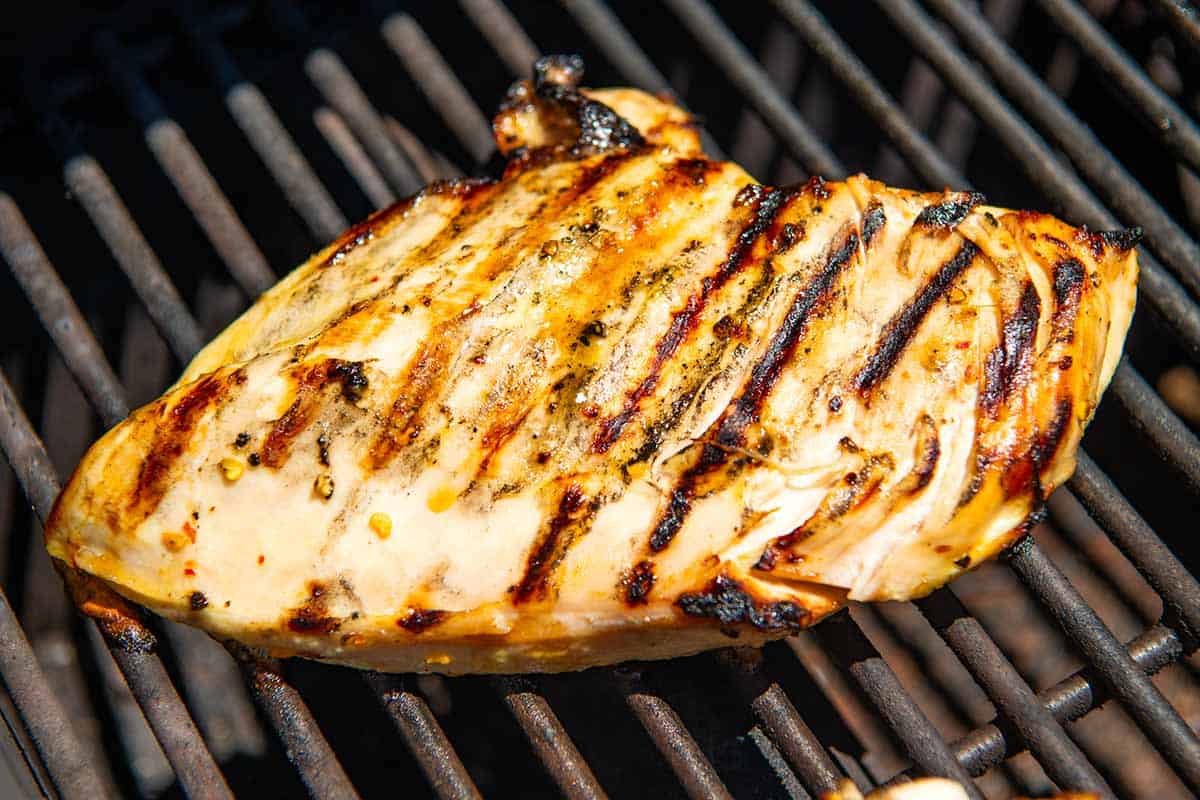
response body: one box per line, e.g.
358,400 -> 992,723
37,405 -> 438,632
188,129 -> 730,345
1,1 -> 1199,798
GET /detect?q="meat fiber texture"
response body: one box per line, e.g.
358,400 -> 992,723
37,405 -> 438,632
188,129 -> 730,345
46,56 -> 1137,673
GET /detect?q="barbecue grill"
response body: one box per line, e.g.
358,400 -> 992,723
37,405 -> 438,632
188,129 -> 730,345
1,0 -> 1199,797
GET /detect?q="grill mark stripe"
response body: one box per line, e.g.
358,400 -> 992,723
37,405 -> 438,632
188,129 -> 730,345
855,240 -> 980,395
127,369 -> 244,525
1052,258 -> 1085,340
592,187 -> 794,454
981,282 -> 1042,415
861,200 -> 886,246
649,230 -> 860,553
716,231 -> 860,448
368,152 -> 641,470
513,484 -> 589,603
914,191 -> 985,230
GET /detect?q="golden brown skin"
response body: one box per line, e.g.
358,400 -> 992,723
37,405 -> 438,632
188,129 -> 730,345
45,57 -> 1137,673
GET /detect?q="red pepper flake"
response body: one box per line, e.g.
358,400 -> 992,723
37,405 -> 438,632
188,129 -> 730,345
182,521 -> 197,542
954,341 -> 971,350
580,403 -> 600,418
257,555 -> 265,565
184,568 -> 196,576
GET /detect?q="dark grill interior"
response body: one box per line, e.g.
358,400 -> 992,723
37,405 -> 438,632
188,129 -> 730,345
1,1 -> 1199,798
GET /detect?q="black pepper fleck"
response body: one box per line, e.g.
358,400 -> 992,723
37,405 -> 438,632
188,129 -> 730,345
189,591 -> 209,611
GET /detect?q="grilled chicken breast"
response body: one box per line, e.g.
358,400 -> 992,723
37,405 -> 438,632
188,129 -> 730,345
45,56 -> 1137,673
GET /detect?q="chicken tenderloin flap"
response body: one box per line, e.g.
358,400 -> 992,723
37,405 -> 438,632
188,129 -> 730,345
45,56 -> 1138,673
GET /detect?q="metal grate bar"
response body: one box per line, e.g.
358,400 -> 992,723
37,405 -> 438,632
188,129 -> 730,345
235,651 -> 361,800
662,0 -> 841,177
95,30 -> 277,299
918,589 -> 1115,798
947,621 -> 1185,778
495,677 -> 607,800
1006,536 -> 1200,792
303,49 -> 422,197
0,370 -> 232,799
1034,0 -> 1200,174
0,579 -> 108,800
619,678 -> 734,800
927,0 -> 1200,306
313,106 -> 398,209
788,631 -> 906,783
57,150 -> 206,361
182,15 -> 349,243
1149,0 -> 1200,57
873,0 -> 1200,362
364,673 -> 482,800
815,611 -> 983,798
750,681 -> 843,796
768,0 -> 960,192
380,14 -> 495,166
1068,452 -> 1200,643
0,195 -> 130,425
458,0 -> 541,78
553,0 -> 725,158
1110,361 -> 1200,491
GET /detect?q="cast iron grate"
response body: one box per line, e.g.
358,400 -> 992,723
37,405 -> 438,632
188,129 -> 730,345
1,1 -> 1199,798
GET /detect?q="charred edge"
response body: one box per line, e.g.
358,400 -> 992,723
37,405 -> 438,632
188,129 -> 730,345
914,191 -> 986,230
397,608 -> 447,633
287,583 -> 339,635
1099,227 -> 1143,252
649,443 -> 728,552
861,200 -> 886,246
981,282 -> 1041,415
130,370 -> 242,521
1052,258 -> 1085,339
855,241 -> 979,395
534,56 -> 645,155
621,560 -> 656,605
716,231 -> 859,449
676,574 -> 807,635
513,485 -> 586,603
592,187 -> 794,453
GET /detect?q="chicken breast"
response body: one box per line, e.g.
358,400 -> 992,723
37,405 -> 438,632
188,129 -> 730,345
45,56 -> 1138,673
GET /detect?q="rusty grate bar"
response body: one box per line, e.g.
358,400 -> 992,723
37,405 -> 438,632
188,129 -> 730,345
364,673 -> 483,800
1006,537 -> 1200,793
0,570 -> 107,800
917,589 -> 1114,798
495,677 -> 607,800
